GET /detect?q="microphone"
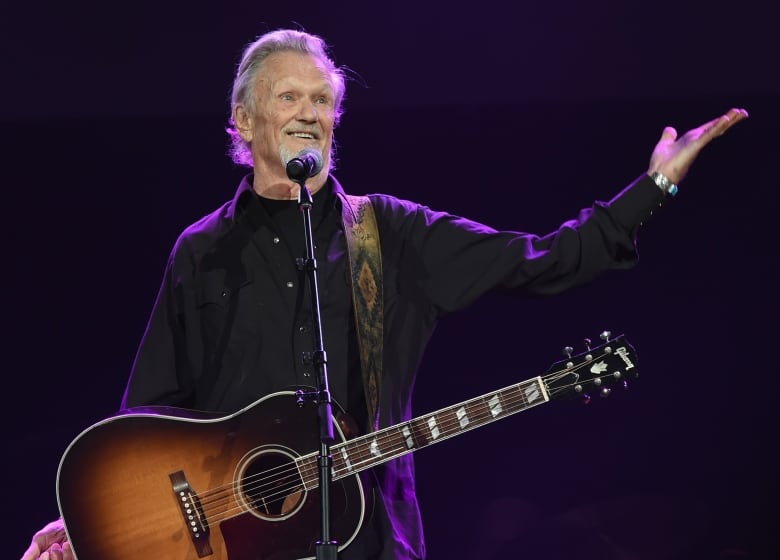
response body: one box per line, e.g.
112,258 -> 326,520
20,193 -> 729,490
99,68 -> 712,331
286,148 -> 324,183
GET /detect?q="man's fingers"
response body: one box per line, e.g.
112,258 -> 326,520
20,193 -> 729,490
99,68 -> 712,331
703,108 -> 749,139
707,114 -> 735,138
720,107 -> 749,134
35,542 -> 69,560
21,519 -> 69,560
727,107 -> 749,121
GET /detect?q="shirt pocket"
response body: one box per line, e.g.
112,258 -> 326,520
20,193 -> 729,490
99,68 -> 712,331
196,269 -> 255,355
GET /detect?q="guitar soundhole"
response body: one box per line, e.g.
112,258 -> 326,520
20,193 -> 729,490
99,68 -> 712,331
236,446 -> 306,521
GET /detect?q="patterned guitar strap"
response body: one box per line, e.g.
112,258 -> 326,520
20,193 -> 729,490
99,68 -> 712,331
338,193 -> 383,433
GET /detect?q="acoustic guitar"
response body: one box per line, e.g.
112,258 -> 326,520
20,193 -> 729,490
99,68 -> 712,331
56,332 -> 638,559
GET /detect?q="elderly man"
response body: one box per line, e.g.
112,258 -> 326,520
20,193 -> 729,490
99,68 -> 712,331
22,28 -> 747,560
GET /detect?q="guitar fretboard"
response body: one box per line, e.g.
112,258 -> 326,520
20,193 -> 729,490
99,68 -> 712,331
295,377 -> 549,489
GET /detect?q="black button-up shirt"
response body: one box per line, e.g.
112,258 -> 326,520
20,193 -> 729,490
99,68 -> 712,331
121,172 -> 664,559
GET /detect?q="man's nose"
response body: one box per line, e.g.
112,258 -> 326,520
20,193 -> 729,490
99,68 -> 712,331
297,101 -> 319,122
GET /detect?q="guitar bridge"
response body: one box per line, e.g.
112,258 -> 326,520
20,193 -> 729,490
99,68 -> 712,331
169,470 -> 213,557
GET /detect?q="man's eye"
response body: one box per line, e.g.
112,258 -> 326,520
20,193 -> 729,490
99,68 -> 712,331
281,94 -> 294,101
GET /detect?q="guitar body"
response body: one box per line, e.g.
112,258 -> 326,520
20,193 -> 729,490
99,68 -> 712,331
56,391 -> 366,560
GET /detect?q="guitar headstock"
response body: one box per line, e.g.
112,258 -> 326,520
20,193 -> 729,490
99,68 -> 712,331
542,332 -> 639,403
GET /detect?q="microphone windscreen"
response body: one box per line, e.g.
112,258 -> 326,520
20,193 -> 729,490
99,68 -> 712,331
286,148 -> 324,182
300,148 -> 324,176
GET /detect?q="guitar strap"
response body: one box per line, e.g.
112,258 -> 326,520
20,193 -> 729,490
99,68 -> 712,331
337,193 -> 383,432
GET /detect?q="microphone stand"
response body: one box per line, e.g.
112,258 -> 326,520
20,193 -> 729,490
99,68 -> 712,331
294,178 -> 339,560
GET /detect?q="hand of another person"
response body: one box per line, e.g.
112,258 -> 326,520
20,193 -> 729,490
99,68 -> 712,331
647,107 -> 749,184
20,518 -> 73,560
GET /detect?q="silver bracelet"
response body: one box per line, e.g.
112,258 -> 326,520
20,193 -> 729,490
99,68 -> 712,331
650,171 -> 678,197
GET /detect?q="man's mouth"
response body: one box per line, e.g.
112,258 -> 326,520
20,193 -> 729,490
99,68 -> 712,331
288,131 -> 318,140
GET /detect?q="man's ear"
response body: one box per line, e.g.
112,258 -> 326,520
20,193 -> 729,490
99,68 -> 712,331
234,105 -> 253,142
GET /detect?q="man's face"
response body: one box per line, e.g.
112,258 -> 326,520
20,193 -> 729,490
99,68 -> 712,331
238,51 -> 336,183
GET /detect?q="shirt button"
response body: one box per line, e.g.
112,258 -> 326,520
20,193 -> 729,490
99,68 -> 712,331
273,236 -> 280,244
286,281 -> 294,288
303,371 -> 311,377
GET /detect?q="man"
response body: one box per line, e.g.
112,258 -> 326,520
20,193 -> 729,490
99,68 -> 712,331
22,28 -> 747,560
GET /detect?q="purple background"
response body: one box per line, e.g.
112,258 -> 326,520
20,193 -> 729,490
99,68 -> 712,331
4,1 -> 779,558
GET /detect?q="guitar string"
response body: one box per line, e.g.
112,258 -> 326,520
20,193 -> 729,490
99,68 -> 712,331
184,346 -> 628,524
192,370 -> 594,525
194,370 -> 604,526
191,364 -> 599,525
202,379 -> 543,501
199,387 -> 566,525
198,380 -> 585,526
193,388 -> 529,523
195,346 -> 605,514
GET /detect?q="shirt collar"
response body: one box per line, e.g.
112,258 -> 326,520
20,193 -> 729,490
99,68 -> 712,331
228,173 -> 346,222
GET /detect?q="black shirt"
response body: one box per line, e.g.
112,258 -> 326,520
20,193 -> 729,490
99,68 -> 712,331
121,172 -> 665,559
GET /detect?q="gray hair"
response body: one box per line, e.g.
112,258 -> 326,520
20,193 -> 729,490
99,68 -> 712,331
226,29 -> 347,167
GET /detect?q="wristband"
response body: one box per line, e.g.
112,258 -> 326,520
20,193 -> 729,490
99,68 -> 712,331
650,171 -> 678,197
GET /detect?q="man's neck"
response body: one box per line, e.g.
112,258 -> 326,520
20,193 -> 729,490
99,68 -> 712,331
252,172 -> 328,200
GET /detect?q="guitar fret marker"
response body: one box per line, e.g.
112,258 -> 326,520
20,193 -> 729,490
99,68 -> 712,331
369,438 -> 381,457
427,416 -> 440,439
524,383 -> 541,403
402,425 -> 415,449
488,395 -> 502,417
341,447 -> 353,471
456,406 -> 469,429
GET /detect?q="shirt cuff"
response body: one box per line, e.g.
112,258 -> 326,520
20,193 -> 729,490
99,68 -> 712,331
606,173 -> 667,231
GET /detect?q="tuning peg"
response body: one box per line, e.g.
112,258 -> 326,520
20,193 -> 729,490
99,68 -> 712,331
584,338 -> 592,351
562,346 -> 573,358
600,330 -> 612,341
600,387 -> 612,398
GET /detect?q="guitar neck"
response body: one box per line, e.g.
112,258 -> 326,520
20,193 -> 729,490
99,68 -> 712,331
296,377 -> 550,488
